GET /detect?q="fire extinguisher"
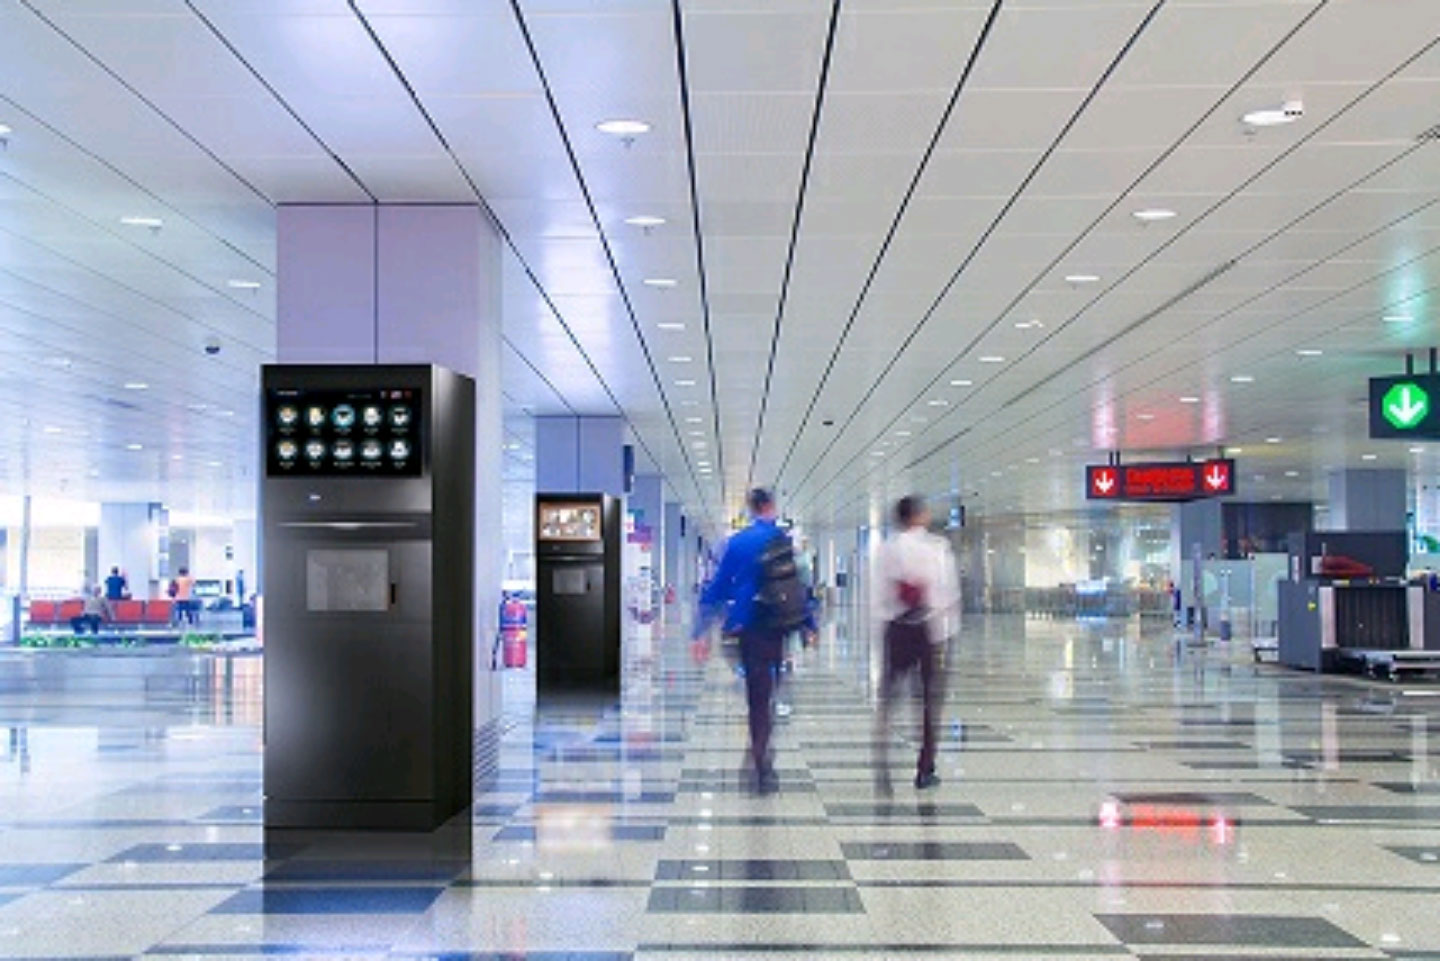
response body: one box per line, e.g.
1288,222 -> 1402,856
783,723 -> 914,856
499,592 -> 528,669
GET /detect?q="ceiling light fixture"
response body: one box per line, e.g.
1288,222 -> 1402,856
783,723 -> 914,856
42,426 -> 62,434
1362,453 -> 1378,461
896,430 -> 912,438
1227,447 -> 1244,455
1136,413 -> 1155,421
643,278 -> 677,289
668,355 -> 693,363
685,416 -> 703,424
596,119 -> 651,137
1133,208 -> 1177,222
1230,374 -> 1255,384
1383,314 -> 1412,324
1285,470 -> 1299,477
125,443 -> 143,451
950,379 -> 973,387
123,382 -> 149,390
1266,436 -> 1282,444
624,215 -> 665,228
119,216 -> 163,229
1014,320 -> 1044,330
927,399 -> 949,407
1179,395 -> 1201,404
978,355 -> 1005,364
1241,100 -> 1304,128
657,322 -> 686,331
1296,348 -> 1323,357
674,379 -> 696,387
1064,273 -> 1100,284
0,123 -> 11,138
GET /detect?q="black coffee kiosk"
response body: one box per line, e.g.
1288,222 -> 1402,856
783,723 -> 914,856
261,364 -> 474,830
534,493 -> 621,693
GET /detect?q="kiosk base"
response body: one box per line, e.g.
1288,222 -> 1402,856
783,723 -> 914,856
264,799 -> 460,832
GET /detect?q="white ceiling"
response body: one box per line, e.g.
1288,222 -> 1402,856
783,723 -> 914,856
0,0 -> 1437,531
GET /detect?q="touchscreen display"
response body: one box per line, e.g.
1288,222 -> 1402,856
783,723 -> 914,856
538,502 -> 602,542
267,387 -> 421,477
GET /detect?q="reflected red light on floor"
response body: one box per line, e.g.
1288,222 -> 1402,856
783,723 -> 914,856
1097,801 -> 1238,845
1099,799 -> 1122,829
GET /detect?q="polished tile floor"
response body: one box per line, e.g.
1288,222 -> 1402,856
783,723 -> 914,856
0,613 -> 1438,959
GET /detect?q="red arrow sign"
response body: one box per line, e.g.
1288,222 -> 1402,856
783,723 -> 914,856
1090,467 -> 1118,498
1202,459 -> 1232,493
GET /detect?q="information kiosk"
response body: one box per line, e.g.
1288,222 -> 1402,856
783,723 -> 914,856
534,494 -> 621,694
261,364 -> 474,830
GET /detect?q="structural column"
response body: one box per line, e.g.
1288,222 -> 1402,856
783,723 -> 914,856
98,503 -> 165,599
276,202 -> 505,778
1325,469 -> 1407,531
535,416 -> 625,496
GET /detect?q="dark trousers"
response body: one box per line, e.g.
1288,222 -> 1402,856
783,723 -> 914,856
739,629 -> 785,774
71,615 -> 102,635
877,619 -> 940,778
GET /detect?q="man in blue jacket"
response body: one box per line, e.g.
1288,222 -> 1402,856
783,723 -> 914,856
692,488 -> 814,794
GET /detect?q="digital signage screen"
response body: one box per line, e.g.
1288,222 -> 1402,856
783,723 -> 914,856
266,387 -> 422,477
1086,459 -> 1235,502
537,501 -> 603,542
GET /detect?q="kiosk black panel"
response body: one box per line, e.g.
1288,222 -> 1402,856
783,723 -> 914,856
262,364 -> 474,831
535,494 -> 621,693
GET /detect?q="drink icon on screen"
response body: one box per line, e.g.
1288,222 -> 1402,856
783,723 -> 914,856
332,404 -> 356,429
276,440 -> 298,462
362,406 -> 384,429
390,405 -> 412,429
389,439 -> 412,462
305,440 -> 326,462
361,439 -> 383,462
306,406 -> 327,428
333,440 -> 355,462
277,405 -> 299,428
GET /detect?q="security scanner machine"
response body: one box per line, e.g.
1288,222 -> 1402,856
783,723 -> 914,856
534,493 -> 621,694
1277,530 -> 1440,679
261,364 -> 475,830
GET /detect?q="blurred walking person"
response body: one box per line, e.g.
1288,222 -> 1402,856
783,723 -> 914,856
875,495 -> 959,794
692,488 -> 815,795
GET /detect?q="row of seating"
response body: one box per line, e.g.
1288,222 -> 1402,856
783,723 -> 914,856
28,599 -> 175,628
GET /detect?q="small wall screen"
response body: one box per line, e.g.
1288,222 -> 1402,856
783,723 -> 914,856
538,502 -> 602,542
267,387 -> 422,477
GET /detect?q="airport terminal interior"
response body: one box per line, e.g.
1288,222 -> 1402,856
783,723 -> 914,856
3,0 -> 1440,957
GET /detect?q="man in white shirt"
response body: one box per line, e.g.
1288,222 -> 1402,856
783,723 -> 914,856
875,495 -> 959,793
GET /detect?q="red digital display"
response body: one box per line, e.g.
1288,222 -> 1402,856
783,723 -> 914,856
1086,459 -> 1235,502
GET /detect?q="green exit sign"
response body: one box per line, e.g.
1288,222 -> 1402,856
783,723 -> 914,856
1371,373 -> 1440,438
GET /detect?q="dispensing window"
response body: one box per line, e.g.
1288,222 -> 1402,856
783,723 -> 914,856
553,568 -> 589,595
307,549 -> 391,612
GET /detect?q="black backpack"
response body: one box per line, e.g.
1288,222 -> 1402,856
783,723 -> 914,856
755,532 -> 809,632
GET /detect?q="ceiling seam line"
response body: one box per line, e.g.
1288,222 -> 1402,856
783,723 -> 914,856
671,0 -> 728,512
502,338 -> 580,418
786,0 -> 1170,502
745,0 -> 843,496
771,0 -> 1005,488
14,1 -> 277,254
506,0 -> 716,517
788,0 -> 1341,514
182,0 -> 378,203
788,0 -> 1345,512
344,0 -> 703,519
0,168 -> 274,329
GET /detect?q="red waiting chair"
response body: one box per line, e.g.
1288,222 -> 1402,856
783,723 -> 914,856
112,600 -> 145,626
27,600 -> 56,626
144,600 -> 174,626
57,600 -> 84,623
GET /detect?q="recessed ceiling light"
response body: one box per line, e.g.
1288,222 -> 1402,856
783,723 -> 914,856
1266,436 -> 1282,444
950,379 -> 973,387
46,356 -> 72,368
1241,101 -> 1303,128
119,216 -> 163,229
927,399 -> 949,407
1133,208 -> 1177,222
1014,320 -> 1044,330
1025,457 -> 1040,464
1064,273 -> 1100,284
674,379 -> 696,387
1362,453 -> 1378,461
871,451 -> 885,457
42,425 -> 62,434
668,355 -> 693,363
625,215 -> 665,228
206,460 -> 222,468
1296,348 -> 1323,357
685,416 -> 703,424
172,454 -> 184,461
680,399 -> 699,407
596,119 -> 651,137
1383,314 -> 1412,324
0,124 -> 11,137
688,430 -> 703,437
123,382 -> 149,390
896,430 -> 912,438
1136,412 -> 1155,421
1179,395 -> 1201,404
226,279 -> 262,290
978,355 -> 1006,364
1230,375 -> 1254,384
125,443 -> 143,451
1284,470 -> 1299,477
643,278 -> 677,288
657,322 -> 686,331
216,409 -> 235,417
1227,447 -> 1244,455
1410,446 -> 1425,454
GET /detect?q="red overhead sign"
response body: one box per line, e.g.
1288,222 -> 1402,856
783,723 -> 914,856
1086,459 -> 1236,502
